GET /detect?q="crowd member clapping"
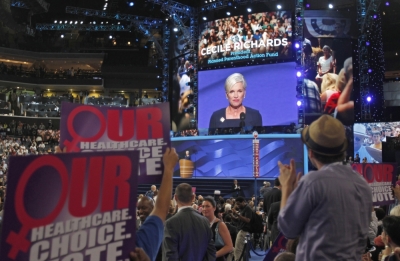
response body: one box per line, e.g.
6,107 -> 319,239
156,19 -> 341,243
278,115 -> 372,260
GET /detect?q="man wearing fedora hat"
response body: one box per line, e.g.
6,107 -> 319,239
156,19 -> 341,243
277,115 -> 372,261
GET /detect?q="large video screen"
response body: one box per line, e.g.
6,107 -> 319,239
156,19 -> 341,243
172,136 -> 304,178
198,62 -> 298,130
353,122 -> 400,163
302,9 -> 357,126
198,11 -> 293,67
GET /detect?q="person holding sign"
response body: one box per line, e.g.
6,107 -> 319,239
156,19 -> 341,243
277,115 -> 372,261
208,73 -> 262,130
136,148 -> 179,261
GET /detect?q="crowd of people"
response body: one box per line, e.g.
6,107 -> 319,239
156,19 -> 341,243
198,11 -> 292,66
131,115 -> 400,261
0,62 -> 100,80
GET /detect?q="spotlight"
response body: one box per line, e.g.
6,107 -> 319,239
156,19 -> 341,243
277,4 -> 282,9
59,21 -> 62,24
368,69 -> 372,73
295,43 -> 300,49
373,14 -> 377,19
129,2 -> 134,6
203,17 -> 207,20
328,3 -> 333,8
61,34 -> 64,38
54,20 -> 57,23
173,27 -> 178,32
80,21 -> 83,24
297,100 -> 302,106
366,96 -> 372,102
109,35 -> 112,39
306,3 -> 310,8
386,2 -> 389,6
247,8 -> 252,12
227,11 -> 231,15
101,22 -> 104,24
65,20 -> 68,24
296,71 -> 302,77
75,21 -> 78,24
93,21 -> 96,24
70,21 -> 73,24
366,41 -> 370,46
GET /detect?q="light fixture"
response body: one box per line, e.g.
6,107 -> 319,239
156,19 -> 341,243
75,21 -> 78,24
173,27 -> 178,32
296,71 -> 302,77
328,3 -> 333,8
277,4 -> 282,9
306,3 -> 310,8
247,8 -> 252,12
59,21 -> 62,24
80,21 -> 83,24
226,11 -> 231,15
295,43 -> 300,49
61,34 -> 64,38
129,2 -> 134,6
54,20 -> 57,23
203,17 -> 207,20
297,100 -> 302,106
128,41 -> 131,45
65,20 -> 68,24
366,96 -> 372,102
109,35 -> 113,39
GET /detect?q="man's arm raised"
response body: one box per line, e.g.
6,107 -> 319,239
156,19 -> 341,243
150,147 -> 179,222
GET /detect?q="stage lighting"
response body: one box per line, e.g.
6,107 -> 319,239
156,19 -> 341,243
373,14 -> 377,19
101,22 -> 104,24
80,21 -> 83,24
203,17 -> 207,20
367,96 -> 372,102
227,11 -> 231,15
306,3 -> 310,8
61,34 -> 64,38
129,2 -> 134,6
328,3 -> 333,8
65,20 -> 68,24
93,21 -> 96,24
296,71 -> 302,77
277,4 -> 282,9
70,21 -> 73,24
247,8 -> 252,12
173,27 -> 178,32
54,20 -> 57,23
109,35 -> 112,39
227,0 -> 233,6
59,21 -> 62,24
366,41 -> 370,46
297,100 -> 302,106
75,21 -> 78,24
386,2 -> 389,6
368,69 -> 372,73
295,43 -> 300,49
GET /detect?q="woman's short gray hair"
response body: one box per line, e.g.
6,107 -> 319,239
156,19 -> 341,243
225,73 -> 247,92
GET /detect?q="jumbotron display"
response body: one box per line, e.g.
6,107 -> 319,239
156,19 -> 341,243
198,62 -> 298,130
198,11 -> 293,67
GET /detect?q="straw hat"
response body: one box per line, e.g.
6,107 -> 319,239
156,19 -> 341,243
353,124 -> 369,138
301,115 -> 347,156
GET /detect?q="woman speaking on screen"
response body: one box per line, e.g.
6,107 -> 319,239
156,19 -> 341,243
209,73 -> 262,130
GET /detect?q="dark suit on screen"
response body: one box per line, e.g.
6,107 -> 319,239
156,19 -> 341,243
209,107 -> 262,129
162,207 -> 216,261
